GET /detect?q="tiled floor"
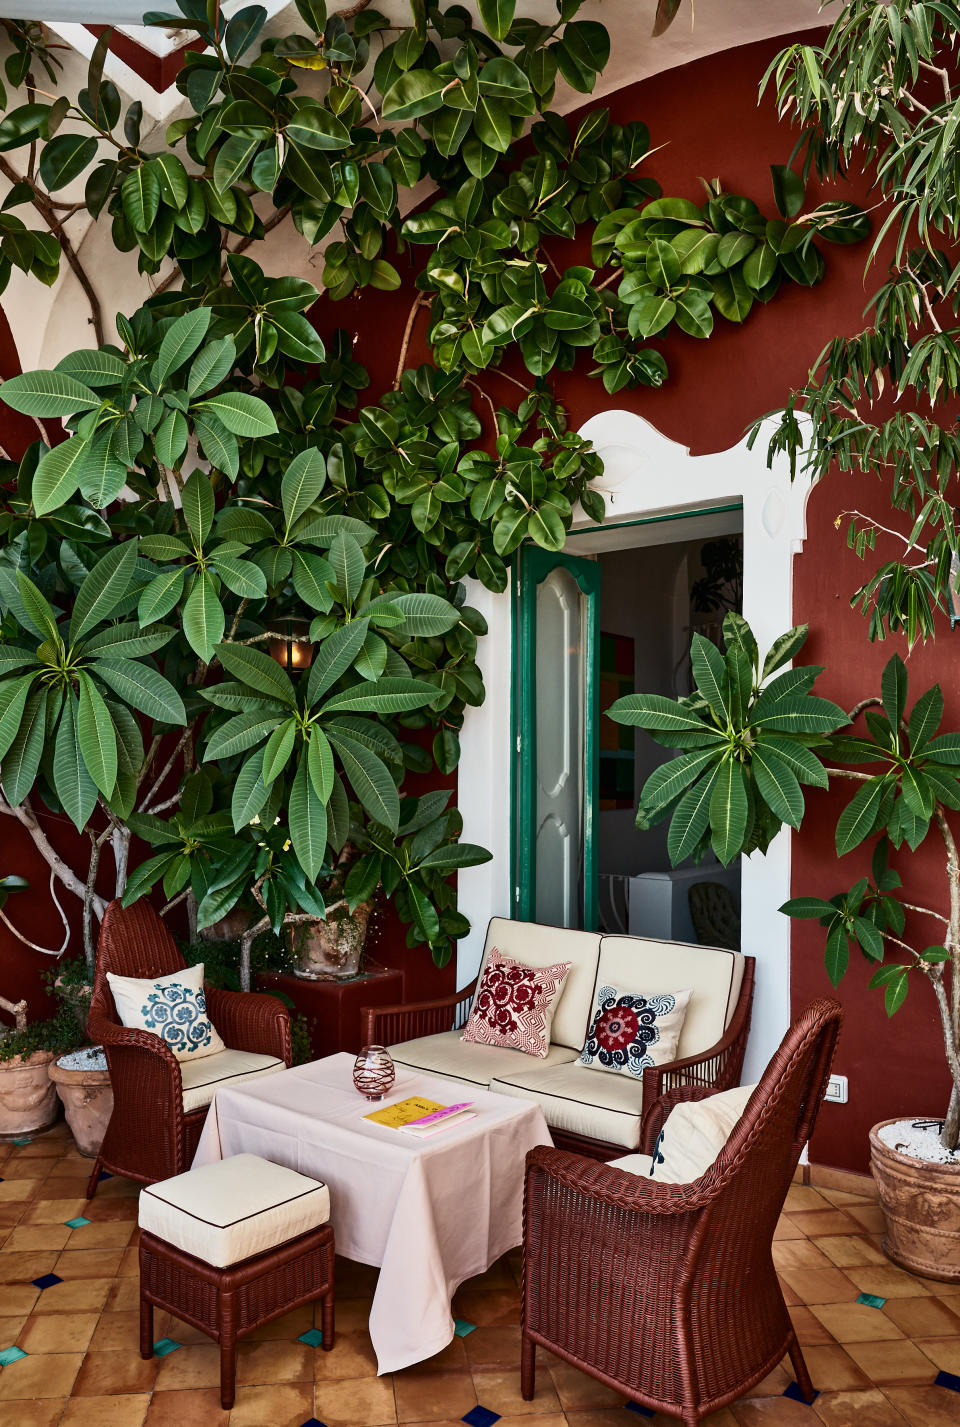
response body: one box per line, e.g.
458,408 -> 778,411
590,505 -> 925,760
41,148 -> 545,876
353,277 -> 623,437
1,1127 -> 960,1426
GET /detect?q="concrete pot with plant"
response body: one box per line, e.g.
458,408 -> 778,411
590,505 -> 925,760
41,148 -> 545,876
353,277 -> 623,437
611,614 -> 960,1280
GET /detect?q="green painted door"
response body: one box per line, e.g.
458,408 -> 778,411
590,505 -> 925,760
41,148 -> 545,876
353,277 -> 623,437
513,547 -> 601,931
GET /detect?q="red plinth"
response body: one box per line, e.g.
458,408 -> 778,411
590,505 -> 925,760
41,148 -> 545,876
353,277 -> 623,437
255,964 -> 405,1059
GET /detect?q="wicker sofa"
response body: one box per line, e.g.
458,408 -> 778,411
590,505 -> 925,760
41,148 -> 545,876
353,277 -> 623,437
362,917 -> 755,1160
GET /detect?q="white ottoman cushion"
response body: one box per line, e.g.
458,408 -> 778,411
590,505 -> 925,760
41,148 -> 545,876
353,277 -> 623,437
139,1153 -> 330,1268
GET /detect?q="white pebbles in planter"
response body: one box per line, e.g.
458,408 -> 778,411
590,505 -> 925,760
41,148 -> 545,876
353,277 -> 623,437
877,1118 -> 960,1166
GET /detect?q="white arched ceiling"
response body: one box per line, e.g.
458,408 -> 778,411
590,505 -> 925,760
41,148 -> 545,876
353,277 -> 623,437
456,412 -> 812,1083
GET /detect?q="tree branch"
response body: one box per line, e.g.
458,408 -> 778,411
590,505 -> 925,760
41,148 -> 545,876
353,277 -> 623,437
394,293 -> 427,389
0,154 -> 104,344
0,793 -> 106,919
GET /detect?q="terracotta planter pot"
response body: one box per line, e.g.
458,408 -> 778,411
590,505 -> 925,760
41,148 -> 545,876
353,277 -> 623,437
0,1051 -> 58,1139
869,1118 -> 960,1283
289,902 -> 374,981
48,1050 -> 113,1158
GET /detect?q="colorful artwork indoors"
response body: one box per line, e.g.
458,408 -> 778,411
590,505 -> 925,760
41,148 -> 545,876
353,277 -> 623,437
599,632 -> 635,811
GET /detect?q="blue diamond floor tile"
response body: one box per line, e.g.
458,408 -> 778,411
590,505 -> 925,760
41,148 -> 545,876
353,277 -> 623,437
624,1405 -> 655,1417
0,1347 -> 26,1367
935,1370 -> 960,1392
298,1419 -> 329,1427
63,1216 -> 90,1229
31,1274 -> 62,1291
462,1409 -> 501,1427
856,1292 -> 886,1309
784,1382 -> 819,1404
453,1318 -> 477,1337
298,1328 -> 325,1347
152,1339 -> 181,1357
97,1170 -> 113,1181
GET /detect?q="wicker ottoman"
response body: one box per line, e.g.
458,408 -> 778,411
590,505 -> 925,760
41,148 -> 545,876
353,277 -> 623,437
138,1153 -> 335,1408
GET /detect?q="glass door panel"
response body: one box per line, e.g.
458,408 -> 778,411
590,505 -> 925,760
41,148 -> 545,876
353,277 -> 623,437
514,548 -> 600,930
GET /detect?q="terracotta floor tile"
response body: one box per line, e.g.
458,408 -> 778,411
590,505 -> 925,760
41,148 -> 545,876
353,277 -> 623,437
4,1224 -> 71,1252
844,1266 -> 934,1300
450,1288 -> 520,1325
66,1220 -> 134,1251
84,1199 -> 139,1223
18,1310 -> 99,1354
243,1303 -> 313,1342
60,1393 -> 150,1425
915,1335 -> 960,1373
772,1240 -> 836,1271
234,1338 -> 313,1385
469,1417 -> 567,1427
778,1267 -> 858,1304
143,1387 -> 230,1427
327,1296 -> 373,1333
0,1401 -> 65,1427
885,1383 -> 960,1426
472,1368 -> 563,1416
774,1216 -> 806,1240
0,1315 -> 26,1344
785,1187 -> 832,1212
88,1312 -> 147,1354
0,1179 -> 40,1202
394,1368 -> 476,1422
463,1324 -> 523,1372
0,1249 -> 59,1283
154,1344 -> 222,1391
814,1236 -> 887,1268
788,1306 -> 836,1346
311,1327 -> 379,1380
314,1374 -> 399,1426
750,1359 -> 794,1397
547,1359 -> 623,1410
844,1339 -> 939,1384
54,1247 -> 126,1280
0,1351 -> 83,1400
31,1277 -> 113,1315
731,1395 -> 824,1424
72,1347 -> 160,1396
883,1297 -> 960,1338
231,1382 -> 316,1426
104,1277 -> 141,1313
846,1205 -> 888,1234
22,1199 -> 88,1225
810,1302 -> 905,1343
801,1344 -> 871,1391
788,1211 -> 863,1238
819,1189 -> 876,1207
0,1285 -> 39,1316
812,1387 -> 909,1427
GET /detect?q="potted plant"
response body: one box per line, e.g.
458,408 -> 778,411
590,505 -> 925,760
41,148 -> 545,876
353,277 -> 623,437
611,613 -> 960,1280
0,995 -> 83,1139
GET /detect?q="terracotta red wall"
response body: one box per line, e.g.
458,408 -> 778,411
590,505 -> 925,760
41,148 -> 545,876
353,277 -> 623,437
317,31 -> 944,1163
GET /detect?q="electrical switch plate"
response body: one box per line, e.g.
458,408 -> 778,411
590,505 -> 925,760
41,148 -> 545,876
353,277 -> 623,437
825,1074 -> 848,1104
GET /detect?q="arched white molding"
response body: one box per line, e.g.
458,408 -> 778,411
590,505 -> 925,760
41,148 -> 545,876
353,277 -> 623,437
456,410 -> 812,1082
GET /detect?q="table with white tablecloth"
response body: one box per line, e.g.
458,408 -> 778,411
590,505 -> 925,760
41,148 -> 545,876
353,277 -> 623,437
192,1051 -> 552,1373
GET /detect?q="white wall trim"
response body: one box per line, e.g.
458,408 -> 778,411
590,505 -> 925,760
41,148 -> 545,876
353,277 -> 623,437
456,410 -> 811,1082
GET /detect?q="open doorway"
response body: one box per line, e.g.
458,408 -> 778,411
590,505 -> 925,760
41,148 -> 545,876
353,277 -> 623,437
513,506 -> 743,946
590,521 -> 743,947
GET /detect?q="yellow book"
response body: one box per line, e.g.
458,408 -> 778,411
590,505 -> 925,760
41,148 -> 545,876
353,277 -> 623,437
364,1096 -> 446,1129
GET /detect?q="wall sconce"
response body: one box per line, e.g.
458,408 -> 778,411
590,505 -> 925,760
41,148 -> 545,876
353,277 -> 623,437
268,619 -> 314,671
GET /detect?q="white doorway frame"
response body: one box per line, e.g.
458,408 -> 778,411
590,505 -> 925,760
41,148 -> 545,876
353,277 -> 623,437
456,410 -> 811,1081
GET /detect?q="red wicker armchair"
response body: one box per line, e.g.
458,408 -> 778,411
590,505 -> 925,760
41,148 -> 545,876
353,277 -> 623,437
85,899 -> 292,1199
521,997 -> 843,1427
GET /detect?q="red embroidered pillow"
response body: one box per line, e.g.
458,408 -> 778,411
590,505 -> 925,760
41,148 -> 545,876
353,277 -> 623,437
461,947 -> 571,1058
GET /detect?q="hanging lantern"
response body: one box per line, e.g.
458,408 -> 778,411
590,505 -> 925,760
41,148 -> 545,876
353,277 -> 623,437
268,619 -> 314,671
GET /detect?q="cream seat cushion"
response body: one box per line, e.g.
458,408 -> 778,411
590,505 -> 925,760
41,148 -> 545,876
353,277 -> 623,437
139,1153 -> 330,1267
180,1048 -> 286,1114
390,1029 -> 578,1089
488,1060 -> 647,1150
479,918 -> 602,1051
596,936 -> 745,1060
609,1082 -> 758,1182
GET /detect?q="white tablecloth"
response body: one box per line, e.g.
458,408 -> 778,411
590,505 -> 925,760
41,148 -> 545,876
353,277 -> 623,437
192,1052 -> 552,1372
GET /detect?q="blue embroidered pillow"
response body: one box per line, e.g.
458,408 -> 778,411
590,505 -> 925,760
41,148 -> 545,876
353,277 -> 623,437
579,984 -> 692,1079
107,963 -> 225,1062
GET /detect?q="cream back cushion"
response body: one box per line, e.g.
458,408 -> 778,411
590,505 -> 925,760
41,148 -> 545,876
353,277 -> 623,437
651,1082 -> 758,1182
108,963 -> 225,1063
478,919 -> 601,1050
596,937 -> 745,1059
